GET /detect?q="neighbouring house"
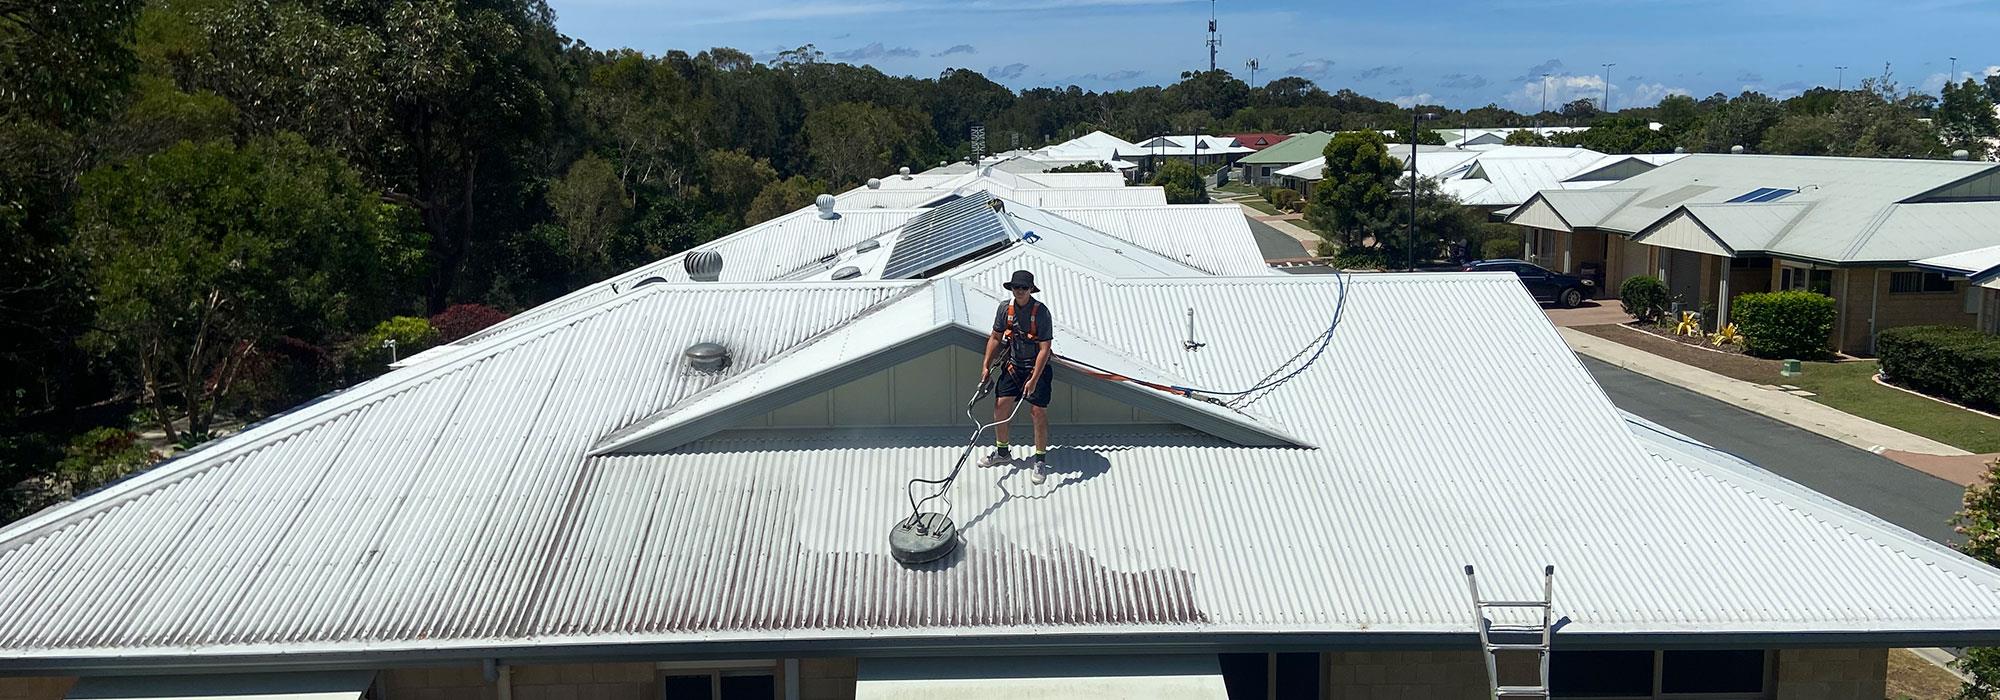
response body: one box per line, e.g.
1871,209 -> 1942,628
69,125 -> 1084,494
4,169 -> 2000,699
1431,126 -> 1589,150
1915,242 -> 2000,334
1117,134 -> 1255,177
1508,153 -> 2000,354
1236,131 -> 1335,184
1224,132 -> 1289,151
926,131 -> 1145,178
1277,146 -> 1682,215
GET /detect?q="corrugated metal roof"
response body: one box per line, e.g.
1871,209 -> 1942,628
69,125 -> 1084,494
1915,242 -> 2000,284
1013,205 -> 1274,276
1238,132 -> 1335,165
9,265 -> 2000,663
1670,202 -> 1814,252
1542,153 -> 2000,264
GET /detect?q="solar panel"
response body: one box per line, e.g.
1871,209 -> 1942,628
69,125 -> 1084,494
880,191 -> 1011,279
1725,187 -> 1795,203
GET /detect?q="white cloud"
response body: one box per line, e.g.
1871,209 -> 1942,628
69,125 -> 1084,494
1391,93 -> 1437,108
1921,71 -> 1952,94
1501,73 -> 1687,111
1285,59 -> 1335,80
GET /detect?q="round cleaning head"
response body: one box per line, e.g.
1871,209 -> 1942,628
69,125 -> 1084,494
889,512 -> 958,565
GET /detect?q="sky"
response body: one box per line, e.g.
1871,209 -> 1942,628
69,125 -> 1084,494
546,0 -> 2000,112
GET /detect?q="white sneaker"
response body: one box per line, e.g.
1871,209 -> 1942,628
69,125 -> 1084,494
978,448 -> 1013,467
1030,459 -> 1048,485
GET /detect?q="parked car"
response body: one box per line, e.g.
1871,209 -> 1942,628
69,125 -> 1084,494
1462,259 -> 1595,308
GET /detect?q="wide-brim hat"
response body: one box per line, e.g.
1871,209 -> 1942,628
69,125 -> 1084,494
1002,269 -> 1039,293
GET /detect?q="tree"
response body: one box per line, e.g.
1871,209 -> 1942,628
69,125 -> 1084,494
1954,460 -> 2000,697
1687,92 -> 1784,153
697,149 -> 779,220
745,175 -> 828,225
0,0 -> 144,124
1937,78 -> 2000,159
1044,161 -> 1112,173
805,101 -> 909,187
1758,113 -> 1837,155
546,153 -> 630,281
71,135 -> 425,443
1559,98 -> 1601,122
1759,82 -> 1940,158
1165,69 -> 1249,119
1575,116 -> 1676,153
1392,125 -> 1446,145
1504,129 -> 1554,146
1150,159 -> 1206,204
1306,130 -> 1402,251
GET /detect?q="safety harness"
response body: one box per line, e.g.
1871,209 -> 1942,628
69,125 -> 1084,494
999,299 -> 1043,370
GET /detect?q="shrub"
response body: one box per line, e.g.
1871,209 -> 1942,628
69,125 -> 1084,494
345,316 -> 439,376
1729,290 -> 1836,359
1269,189 -> 1301,211
431,303 -> 512,343
1878,325 -> 2000,410
1258,185 -> 1276,202
1333,247 -> 1386,270
1619,276 -> 1670,323
1954,459 -> 2000,698
55,427 -> 158,497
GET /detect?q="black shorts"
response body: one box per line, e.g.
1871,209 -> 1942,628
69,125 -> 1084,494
995,363 -> 1053,407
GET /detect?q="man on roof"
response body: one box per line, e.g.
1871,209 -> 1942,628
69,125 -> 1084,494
979,269 -> 1055,483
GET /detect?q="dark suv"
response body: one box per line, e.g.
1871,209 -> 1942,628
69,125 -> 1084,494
1462,259 -> 1595,308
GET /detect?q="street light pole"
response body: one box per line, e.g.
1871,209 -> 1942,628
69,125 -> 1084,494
1538,73 -> 1550,128
1409,111 -> 1437,271
1835,65 -> 1847,91
1600,63 -> 1615,112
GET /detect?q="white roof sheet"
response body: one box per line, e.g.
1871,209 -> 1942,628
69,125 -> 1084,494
1916,242 -> 2000,285
1554,153 -> 2000,263
855,656 -> 1226,700
8,263 -> 2000,665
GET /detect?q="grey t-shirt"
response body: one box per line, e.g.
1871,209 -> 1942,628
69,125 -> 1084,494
992,300 -> 1054,366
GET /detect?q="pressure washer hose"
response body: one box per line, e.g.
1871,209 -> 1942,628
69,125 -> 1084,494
903,358 -> 1030,529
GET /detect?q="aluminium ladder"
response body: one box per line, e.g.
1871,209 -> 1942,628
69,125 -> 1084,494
1464,564 -> 1556,699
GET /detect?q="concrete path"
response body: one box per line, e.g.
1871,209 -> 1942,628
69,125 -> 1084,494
1583,357 -> 1965,545
1543,301 -> 1634,327
1560,326 -> 1968,457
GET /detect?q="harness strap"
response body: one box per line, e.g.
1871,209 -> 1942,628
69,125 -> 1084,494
1001,300 -> 1042,371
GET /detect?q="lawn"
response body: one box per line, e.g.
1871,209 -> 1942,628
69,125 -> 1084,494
1236,198 -> 1283,216
1212,182 -> 1259,196
1887,648 -> 1964,700
1574,324 -> 2000,454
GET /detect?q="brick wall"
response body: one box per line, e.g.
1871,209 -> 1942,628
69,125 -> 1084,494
513,664 -> 654,700
1325,650 -> 1536,699
378,666 -> 492,700
796,658 -> 857,700
0,677 -> 72,700
1775,648 -> 1887,699
1835,268 -> 1980,355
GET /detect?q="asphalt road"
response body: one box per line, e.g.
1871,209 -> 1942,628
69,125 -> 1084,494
1240,216 -> 1310,261
1582,356 -> 1966,545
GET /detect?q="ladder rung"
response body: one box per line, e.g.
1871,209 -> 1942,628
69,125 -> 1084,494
1496,687 -> 1548,697
1478,600 -> 1550,608
1486,643 -> 1549,652
1485,624 -> 1546,633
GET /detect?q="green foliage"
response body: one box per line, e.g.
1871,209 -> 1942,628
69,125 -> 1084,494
72,134 -> 425,441
1728,290 -> 1836,359
1267,189 -> 1302,211
1575,116 -> 1677,153
546,153 -> 631,282
0,0 -> 144,123
1392,126 -> 1446,145
806,101 -> 921,187
1938,78 -> 2000,159
1755,79 -> 1940,158
1955,461 -> 2000,699
1619,276 -> 1671,323
55,427 -> 157,494
1467,222 -> 1523,261
745,175 -> 829,225
1150,159 -> 1207,204
1043,161 -> 1113,173
1877,325 -> 2000,411
346,316 -> 439,375
1307,130 -> 1401,250
1503,129 -> 1553,146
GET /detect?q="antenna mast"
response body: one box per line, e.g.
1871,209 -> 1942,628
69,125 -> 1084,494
1206,0 -> 1219,72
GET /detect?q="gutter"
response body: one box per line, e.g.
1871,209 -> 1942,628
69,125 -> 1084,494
11,629 -> 2000,676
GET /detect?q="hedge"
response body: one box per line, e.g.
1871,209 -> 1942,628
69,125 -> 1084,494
1878,325 -> 2000,410
1619,276 -> 1669,323
1729,290 -> 1836,359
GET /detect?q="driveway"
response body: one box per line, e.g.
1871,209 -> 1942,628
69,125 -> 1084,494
1545,300 -> 1633,327
1241,216 -> 1312,260
1582,356 -> 1964,545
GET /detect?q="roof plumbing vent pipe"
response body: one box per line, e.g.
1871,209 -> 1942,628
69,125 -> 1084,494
866,178 -> 883,189
816,193 -> 840,220
683,250 -> 722,282
684,342 -> 730,373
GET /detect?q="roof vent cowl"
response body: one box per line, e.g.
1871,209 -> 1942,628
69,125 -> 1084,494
899,166 -> 913,180
684,250 -> 723,282
1730,145 -> 1745,154
685,342 -> 731,373
866,178 -> 882,189
816,194 -> 840,220
1953,149 -> 1972,161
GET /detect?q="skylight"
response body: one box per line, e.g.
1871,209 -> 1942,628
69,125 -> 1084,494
1725,187 -> 1797,203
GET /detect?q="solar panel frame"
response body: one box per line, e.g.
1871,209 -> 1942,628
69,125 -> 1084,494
1748,188 -> 1797,203
880,191 -> 1013,279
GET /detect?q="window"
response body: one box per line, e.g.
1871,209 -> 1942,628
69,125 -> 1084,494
1730,256 -> 1771,270
1780,266 -> 1833,295
1890,271 -> 1955,293
660,662 -> 778,700
1219,652 -> 1320,700
1551,650 -> 1768,698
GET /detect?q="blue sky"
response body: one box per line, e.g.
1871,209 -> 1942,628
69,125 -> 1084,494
547,0 -> 2000,111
